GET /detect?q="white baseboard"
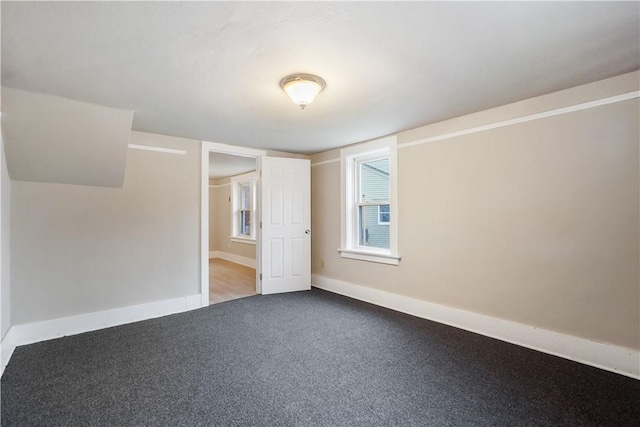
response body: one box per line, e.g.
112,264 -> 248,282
1,343 -> 15,377
209,250 -> 256,269
312,274 -> 640,380
1,293 -> 202,377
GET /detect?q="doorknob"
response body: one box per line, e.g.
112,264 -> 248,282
305,229 -> 311,235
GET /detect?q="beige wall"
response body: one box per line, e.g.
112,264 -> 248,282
10,131 -> 200,325
209,178 -> 228,253
310,71 -> 639,350
209,177 -> 256,261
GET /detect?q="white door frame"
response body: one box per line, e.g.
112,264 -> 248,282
200,141 -> 267,307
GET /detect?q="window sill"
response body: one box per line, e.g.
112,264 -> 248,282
338,248 -> 400,266
230,237 -> 256,246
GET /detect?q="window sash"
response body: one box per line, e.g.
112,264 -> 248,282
239,183 -> 251,210
356,201 -> 388,207
239,209 -> 251,236
355,155 -> 390,205
352,154 -> 391,253
230,173 -> 257,240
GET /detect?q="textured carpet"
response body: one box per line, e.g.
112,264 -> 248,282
2,288 -> 639,426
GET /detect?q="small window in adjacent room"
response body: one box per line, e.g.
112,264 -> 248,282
339,136 -> 400,265
231,172 -> 257,243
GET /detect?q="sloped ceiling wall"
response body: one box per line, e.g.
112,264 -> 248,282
1,87 -> 134,188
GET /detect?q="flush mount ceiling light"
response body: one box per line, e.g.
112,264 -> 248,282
280,73 -> 326,110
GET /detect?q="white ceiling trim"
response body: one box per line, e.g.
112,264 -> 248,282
397,90 -> 640,150
203,141 -> 267,158
128,144 -> 187,155
310,158 -> 340,168
311,89 -> 640,166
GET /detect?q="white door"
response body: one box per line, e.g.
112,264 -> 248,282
260,157 -> 311,294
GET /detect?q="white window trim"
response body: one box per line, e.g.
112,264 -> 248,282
229,236 -> 257,246
339,135 -> 400,265
230,171 -> 257,242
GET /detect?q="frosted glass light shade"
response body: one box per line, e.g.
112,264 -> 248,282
280,74 -> 326,110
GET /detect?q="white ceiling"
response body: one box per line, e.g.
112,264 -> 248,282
209,152 -> 256,180
2,2 -> 638,154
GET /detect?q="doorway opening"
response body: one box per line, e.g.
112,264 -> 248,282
209,152 -> 257,304
200,142 -> 266,307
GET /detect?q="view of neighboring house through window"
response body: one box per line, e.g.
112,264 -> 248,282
358,157 -> 390,249
231,172 -> 256,242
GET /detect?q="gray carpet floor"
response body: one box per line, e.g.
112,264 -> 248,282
2,288 -> 639,426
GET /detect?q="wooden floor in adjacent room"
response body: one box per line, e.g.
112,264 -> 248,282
209,258 -> 257,304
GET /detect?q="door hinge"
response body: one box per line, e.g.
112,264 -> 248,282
260,221 -> 262,229
259,273 -> 262,281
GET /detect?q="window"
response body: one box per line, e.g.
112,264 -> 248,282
378,205 -> 390,225
340,136 -> 400,265
231,172 -> 257,244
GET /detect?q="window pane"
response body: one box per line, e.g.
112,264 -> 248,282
240,210 -> 251,236
378,204 -> 390,224
240,184 -> 251,210
358,205 -> 390,249
360,157 -> 389,203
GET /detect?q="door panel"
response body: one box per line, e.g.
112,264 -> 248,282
261,157 -> 311,294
